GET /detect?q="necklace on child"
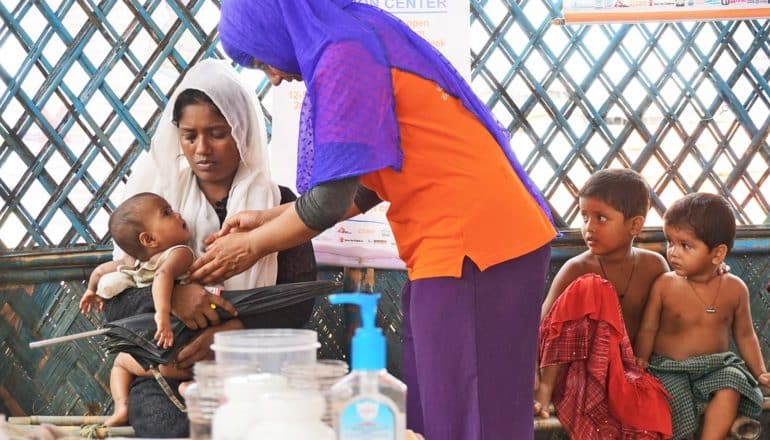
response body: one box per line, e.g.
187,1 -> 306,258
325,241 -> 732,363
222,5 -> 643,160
597,248 -> 637,301
686,274 -> 723,314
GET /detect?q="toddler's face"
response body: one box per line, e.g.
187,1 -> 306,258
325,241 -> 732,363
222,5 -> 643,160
663,224 -> 715,278
578,196 -> 633,255
143,197 -> 191,250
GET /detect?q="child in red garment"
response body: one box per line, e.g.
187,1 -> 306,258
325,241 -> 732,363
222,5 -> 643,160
535,169 -> 672,439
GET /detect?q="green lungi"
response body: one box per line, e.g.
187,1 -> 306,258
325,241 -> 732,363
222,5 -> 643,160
648,352 -> 763,439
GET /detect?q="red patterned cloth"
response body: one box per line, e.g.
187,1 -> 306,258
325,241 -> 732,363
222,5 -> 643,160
539,274 -> 672,439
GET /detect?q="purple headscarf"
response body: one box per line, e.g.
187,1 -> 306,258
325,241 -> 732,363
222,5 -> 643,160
219,0 -> 552,221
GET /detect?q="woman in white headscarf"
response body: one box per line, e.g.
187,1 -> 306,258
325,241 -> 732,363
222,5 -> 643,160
101,59 -> 317,437
117,58 -> 279,290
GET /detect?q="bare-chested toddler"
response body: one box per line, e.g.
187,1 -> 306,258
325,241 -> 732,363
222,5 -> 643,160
635,192 -> 770,440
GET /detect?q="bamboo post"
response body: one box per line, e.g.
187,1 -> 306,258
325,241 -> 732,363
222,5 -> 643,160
2,424 -> 134,438
533,416 -> 563,431
7,415 -> 109,425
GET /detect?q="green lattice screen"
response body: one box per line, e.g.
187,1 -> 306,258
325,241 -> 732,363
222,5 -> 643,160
1,0 -> 769,421
1,1 -> 769,250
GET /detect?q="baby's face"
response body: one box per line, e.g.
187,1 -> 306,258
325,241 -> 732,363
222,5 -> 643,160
578,196 -> 632,255
143,196 -> 191,249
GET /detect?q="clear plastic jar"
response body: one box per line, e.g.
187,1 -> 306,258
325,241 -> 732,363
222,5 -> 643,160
282,359 -> 349,426
212,373 -> 289,440
245,390 -> 335,440
185,361 -> 259,440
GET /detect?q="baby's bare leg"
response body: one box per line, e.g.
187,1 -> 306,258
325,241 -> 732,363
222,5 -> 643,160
113,352 -> 192,381
104,353 -> 139,426
534,364 -> 562,418
700,388 -> 740,440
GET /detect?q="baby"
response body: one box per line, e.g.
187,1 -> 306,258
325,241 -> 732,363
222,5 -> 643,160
80,192 -> 195,425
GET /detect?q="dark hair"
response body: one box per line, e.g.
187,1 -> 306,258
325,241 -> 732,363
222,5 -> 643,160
663,192 -> 735,252
578,168 -> 651,219
172,88 -> 225,126
109,192 -> 163,261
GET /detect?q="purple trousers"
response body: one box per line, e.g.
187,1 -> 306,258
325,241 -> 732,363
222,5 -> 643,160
402,245 -> 550,440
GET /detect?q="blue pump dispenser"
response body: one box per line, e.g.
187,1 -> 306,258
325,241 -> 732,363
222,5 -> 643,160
328,293 -> 407,439
329,293 -> 385,371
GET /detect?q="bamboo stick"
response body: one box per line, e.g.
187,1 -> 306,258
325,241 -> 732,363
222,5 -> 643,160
4,424 -> 134,437
533,416 -> 563,431
7,415 -> 109,426
29,328 -> 110,348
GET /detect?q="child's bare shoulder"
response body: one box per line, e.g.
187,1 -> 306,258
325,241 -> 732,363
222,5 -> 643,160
561,251 -> 597,275
635,248 -> 668,272
722,273 -> 748,294
653,271 -> 681,288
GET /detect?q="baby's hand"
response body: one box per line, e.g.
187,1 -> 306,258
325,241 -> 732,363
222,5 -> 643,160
79,289 -> 104,315
154,313 -> 174,349
635,356 -> 648,369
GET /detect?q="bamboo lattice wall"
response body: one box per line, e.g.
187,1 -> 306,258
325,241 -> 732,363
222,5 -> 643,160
1,0 -> 768,420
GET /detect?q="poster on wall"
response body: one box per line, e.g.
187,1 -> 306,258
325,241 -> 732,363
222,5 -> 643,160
560,0 -> 770,24
270,1 -> 469,269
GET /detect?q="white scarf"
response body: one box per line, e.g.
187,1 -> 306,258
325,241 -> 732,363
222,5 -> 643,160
115,59 -> 279,290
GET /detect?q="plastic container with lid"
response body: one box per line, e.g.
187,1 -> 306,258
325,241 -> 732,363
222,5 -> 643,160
282,359 -> 349,426
211,373 -> 288,440
245,390 -> 335,440
185,361 -> 259,440
211,329 -> 319,373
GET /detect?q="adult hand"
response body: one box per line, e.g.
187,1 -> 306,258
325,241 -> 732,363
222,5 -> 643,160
190,231 -> 263,286
170,283 -> 237,329
175,319 -> 244,369
203,210 -> 269,246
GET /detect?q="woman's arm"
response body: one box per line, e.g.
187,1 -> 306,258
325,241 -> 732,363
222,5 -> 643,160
191,178 -> 373,285
174,318 -> 245,369
191,204 -> 317,285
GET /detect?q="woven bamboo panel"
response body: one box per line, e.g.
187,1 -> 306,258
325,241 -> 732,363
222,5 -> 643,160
6,254 -> 770,420
1,0 -> 769,425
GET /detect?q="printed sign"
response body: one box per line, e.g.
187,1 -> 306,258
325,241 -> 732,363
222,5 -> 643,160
561,0 -> 770,23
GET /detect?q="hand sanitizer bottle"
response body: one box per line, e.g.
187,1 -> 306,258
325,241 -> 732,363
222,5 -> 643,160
329,293 -> 407,440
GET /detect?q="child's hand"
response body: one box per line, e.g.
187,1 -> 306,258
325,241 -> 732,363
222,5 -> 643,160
154,313 -> 174,349
79,289 -> 104,315
635,356 -> 648,369
757,372 -> 770,387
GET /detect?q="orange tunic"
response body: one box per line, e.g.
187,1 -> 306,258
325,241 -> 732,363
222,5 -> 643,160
360,69 -> 556,280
